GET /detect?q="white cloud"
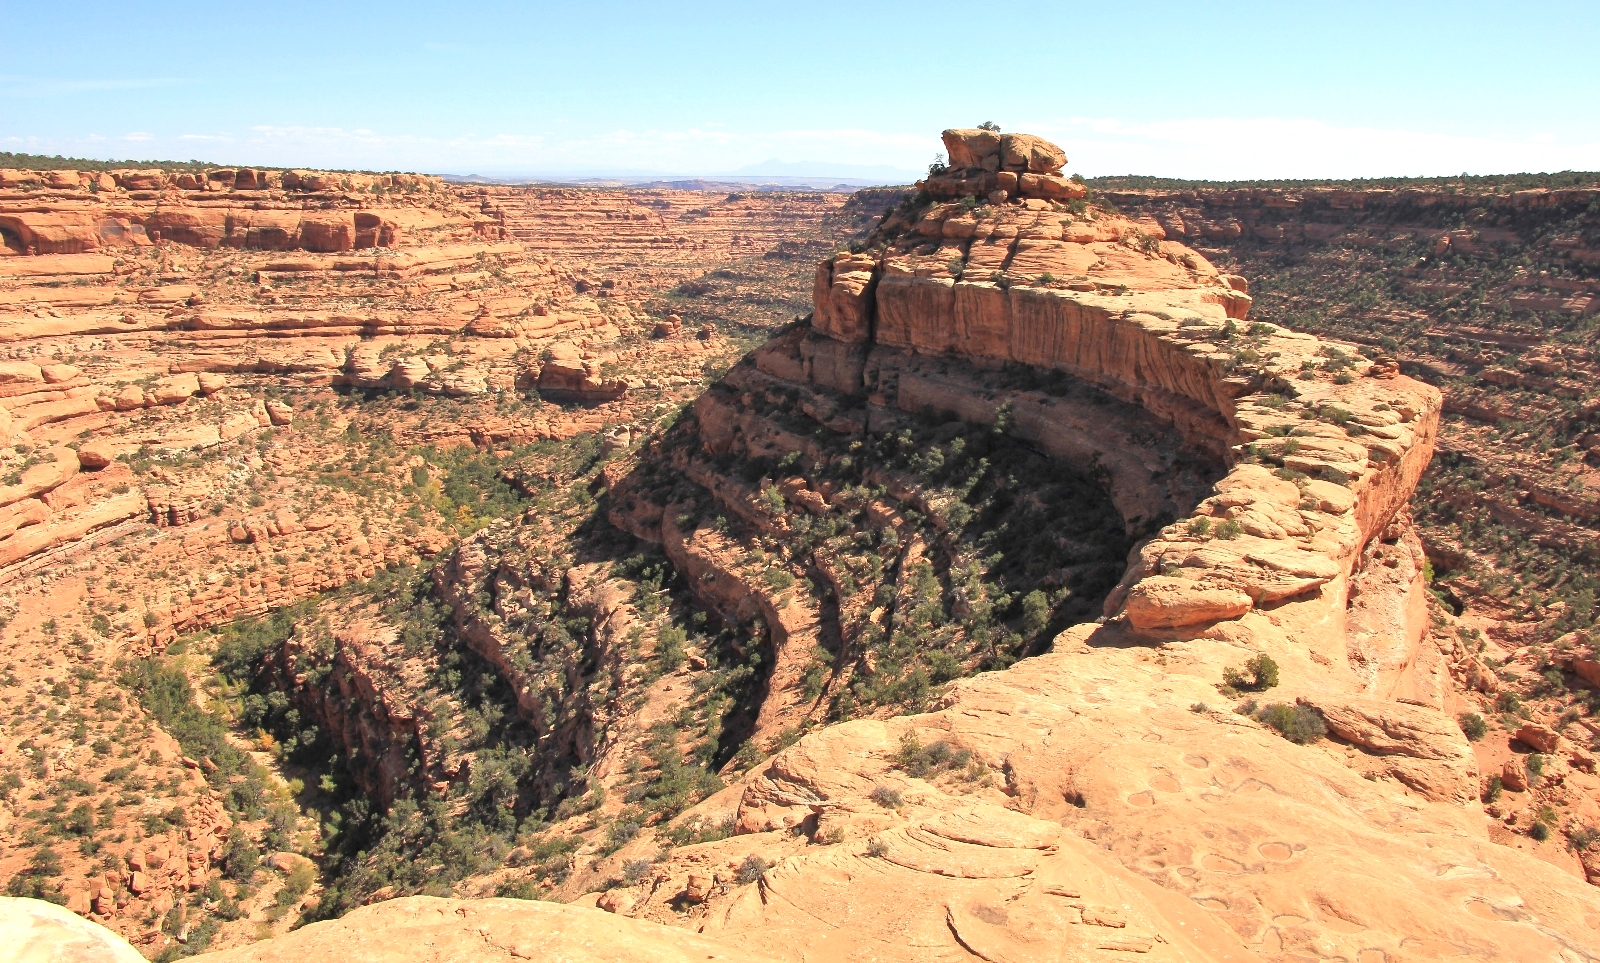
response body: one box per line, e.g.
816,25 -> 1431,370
122,132 -> 153,142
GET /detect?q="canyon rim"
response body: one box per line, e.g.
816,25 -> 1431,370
1,127 -> 1599,963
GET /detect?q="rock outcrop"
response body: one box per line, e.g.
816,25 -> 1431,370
928,128 -> 1086,202
0,896 -> 146,963
485,133 -> 1594,962
0,168 -> 445,256
17,132 -> 1600,963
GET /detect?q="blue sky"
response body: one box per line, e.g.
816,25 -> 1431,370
4,0 -> 1598,180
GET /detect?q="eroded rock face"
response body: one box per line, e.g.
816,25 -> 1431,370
0,169 -> 445,255
18,133 -> 1600,963
481,135 -> 1594,963
930,130 -> 1082,202
811,160 -> 1441,639
0,165 -> 859,955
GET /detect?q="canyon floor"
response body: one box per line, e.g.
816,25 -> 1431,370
2,136 -> 1600,963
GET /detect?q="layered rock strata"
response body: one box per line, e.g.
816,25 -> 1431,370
562,135 -> 1598,962
170,132 -> 1600,963
0,170 -> 857,955
0,167 -> 445,255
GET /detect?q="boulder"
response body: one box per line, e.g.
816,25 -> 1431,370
149,373 -> 200,406
1513,722 -> 1560,753
941,128 -> 1002,170
596,887 -> 638,915
1000,133 -> 1067,174
683,874 -> 712,904
1502,757 -> 1529,791
1017,172 -> 1086,201
536,344 -> 626,402
389,358 -> 431,393
1314,697 -> 1479,804
265,852 -> 313,874
1122,576 -> 1252,630
112,169 -> 166,191
74,440 -> 120,471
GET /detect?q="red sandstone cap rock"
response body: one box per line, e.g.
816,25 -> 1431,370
941,129 -> 1067,174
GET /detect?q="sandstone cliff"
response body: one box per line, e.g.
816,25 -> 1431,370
557,136 -> 1598,961
15,132 -> 1600,963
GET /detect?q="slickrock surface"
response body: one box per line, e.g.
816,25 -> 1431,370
0,895 -> 147,963
1102,181 -> 1600,871
198,896 -> 781,963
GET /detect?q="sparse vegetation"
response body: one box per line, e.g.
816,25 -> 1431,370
1222,654 -> 1280,692
1252,702 -> 1326,744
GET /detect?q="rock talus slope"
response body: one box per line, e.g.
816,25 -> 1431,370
172,132 -> 1600,961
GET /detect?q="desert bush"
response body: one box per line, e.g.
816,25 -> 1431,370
1484,774 -> 1504,803
735,854 -> 770,885
1458,712 -> 1487,741
222,828 -> 259,881
622,858 -> 653,885
892,733 -> 971,778
1253,702 -> 1325,744
869,785 -> 904,809
1222,654 -> 1279,692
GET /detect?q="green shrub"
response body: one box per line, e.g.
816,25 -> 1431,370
1222,654 -> 1279,692
1457,712 -> 1487,741
495,879 -> 540,899
892,732 -> 970,779
275,860 -> 315,907
1253,703 -> 1325,744
656,626 -> 686,673
222,829 -> 259,881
